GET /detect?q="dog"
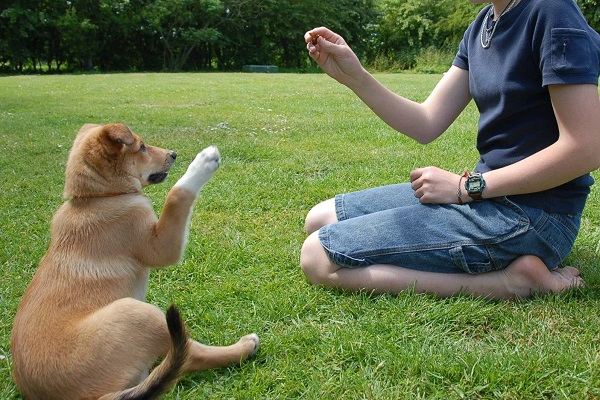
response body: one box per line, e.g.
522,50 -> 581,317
10,123 -> 259,400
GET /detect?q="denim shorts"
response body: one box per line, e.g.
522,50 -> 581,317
318,183 -> 581,274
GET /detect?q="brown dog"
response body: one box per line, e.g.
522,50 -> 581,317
10,123 -> 259,400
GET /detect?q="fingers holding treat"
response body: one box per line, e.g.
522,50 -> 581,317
304,31 -> 320,48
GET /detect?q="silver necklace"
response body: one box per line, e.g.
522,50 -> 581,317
480,0 -> 518,48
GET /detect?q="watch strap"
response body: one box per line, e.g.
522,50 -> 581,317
468,191 -> 483,201
457,170 -> 469,205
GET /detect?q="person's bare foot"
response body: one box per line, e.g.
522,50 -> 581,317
500,256 -> 584,298
550,266 -> 584,291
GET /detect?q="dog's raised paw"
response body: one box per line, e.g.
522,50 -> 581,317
175,145 -> 221,193
190,145 -> 221,174
200,146 -> 221,170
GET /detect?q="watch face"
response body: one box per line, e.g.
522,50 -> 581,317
468,180 -> 482,191
465,174 -> 485,194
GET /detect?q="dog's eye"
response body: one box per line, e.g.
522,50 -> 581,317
139,143 -> 147,152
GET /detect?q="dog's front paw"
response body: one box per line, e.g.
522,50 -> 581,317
174,146 -> 221,193
190,145 -> 221,175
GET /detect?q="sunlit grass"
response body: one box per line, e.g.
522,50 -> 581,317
1,73 -> 599,399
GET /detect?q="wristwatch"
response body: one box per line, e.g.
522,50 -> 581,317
464,172 -> 486,201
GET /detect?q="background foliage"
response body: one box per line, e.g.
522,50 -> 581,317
1,0 -> 598,73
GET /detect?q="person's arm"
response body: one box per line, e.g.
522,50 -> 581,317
411,84 -> 600,204
481,84 -> 600,199
305,27 -> 471,144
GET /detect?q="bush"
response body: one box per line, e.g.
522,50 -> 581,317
412,47 -> 456,74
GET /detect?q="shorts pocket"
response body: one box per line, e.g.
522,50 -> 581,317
449,245 -> 499,274
551,28 -> 592,74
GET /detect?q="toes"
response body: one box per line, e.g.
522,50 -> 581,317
196,146 -> 221,171
201,146 -> 221,162
560,266 -> 580,277
550,268 -> 585,290
190,146 -> 220,171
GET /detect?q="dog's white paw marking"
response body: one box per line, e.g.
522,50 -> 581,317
189,145 -> 221,176
241,333 -> 260,357
175,146 -> 221,194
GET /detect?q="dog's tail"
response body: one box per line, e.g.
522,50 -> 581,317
99,304 -> 190,400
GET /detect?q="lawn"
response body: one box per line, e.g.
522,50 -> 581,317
1,72 -> 599,399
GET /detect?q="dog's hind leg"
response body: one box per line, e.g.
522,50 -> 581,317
77,298 -> 172,393
99,304 -> 190,400
91,298 -> 258,377
182,333 -> 260,373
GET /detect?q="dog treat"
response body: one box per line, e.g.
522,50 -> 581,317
311,34 -> 320,45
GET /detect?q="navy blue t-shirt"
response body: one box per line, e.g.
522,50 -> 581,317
453,0 -> 600,214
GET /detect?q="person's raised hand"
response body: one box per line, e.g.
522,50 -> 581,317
305,27 -> 366,88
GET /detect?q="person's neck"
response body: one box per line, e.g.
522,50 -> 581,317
491,0 -> 519,20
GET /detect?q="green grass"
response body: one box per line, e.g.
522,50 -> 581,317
1,72 -> 600,399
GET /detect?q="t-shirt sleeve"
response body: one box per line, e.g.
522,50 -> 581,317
532,0 -> 600,86
453,23 -> 473,71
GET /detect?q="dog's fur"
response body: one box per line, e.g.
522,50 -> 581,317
11,123 -> 259,400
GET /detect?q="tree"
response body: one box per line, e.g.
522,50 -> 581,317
372,0 -> 481,69
0,0 -> 595,73
56,0 -> 102,70
1,0 -> 44,72
258,0 -> 377,69
213,0 -> 276,69
143,0 -> 223,70
576,0 -> 599,31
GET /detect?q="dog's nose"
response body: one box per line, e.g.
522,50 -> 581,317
169,151 -> 177,160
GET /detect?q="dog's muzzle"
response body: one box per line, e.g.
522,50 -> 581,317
148,152 -> 176,184
148,172 -> 169,184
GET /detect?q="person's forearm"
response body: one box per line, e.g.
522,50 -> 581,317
482,138 -> 600,199
347,66 -> 472,144
348,70 -> 436,143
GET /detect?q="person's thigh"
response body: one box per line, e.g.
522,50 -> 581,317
334,183 -> 420,221
320,194 -> 572,274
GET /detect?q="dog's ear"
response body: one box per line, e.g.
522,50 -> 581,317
100,123 -> 135,152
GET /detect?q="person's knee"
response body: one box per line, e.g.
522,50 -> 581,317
304,206 -> 328,234
300,233 -> 329,285
304,199 -> 336,234
304,209 -> 320,234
